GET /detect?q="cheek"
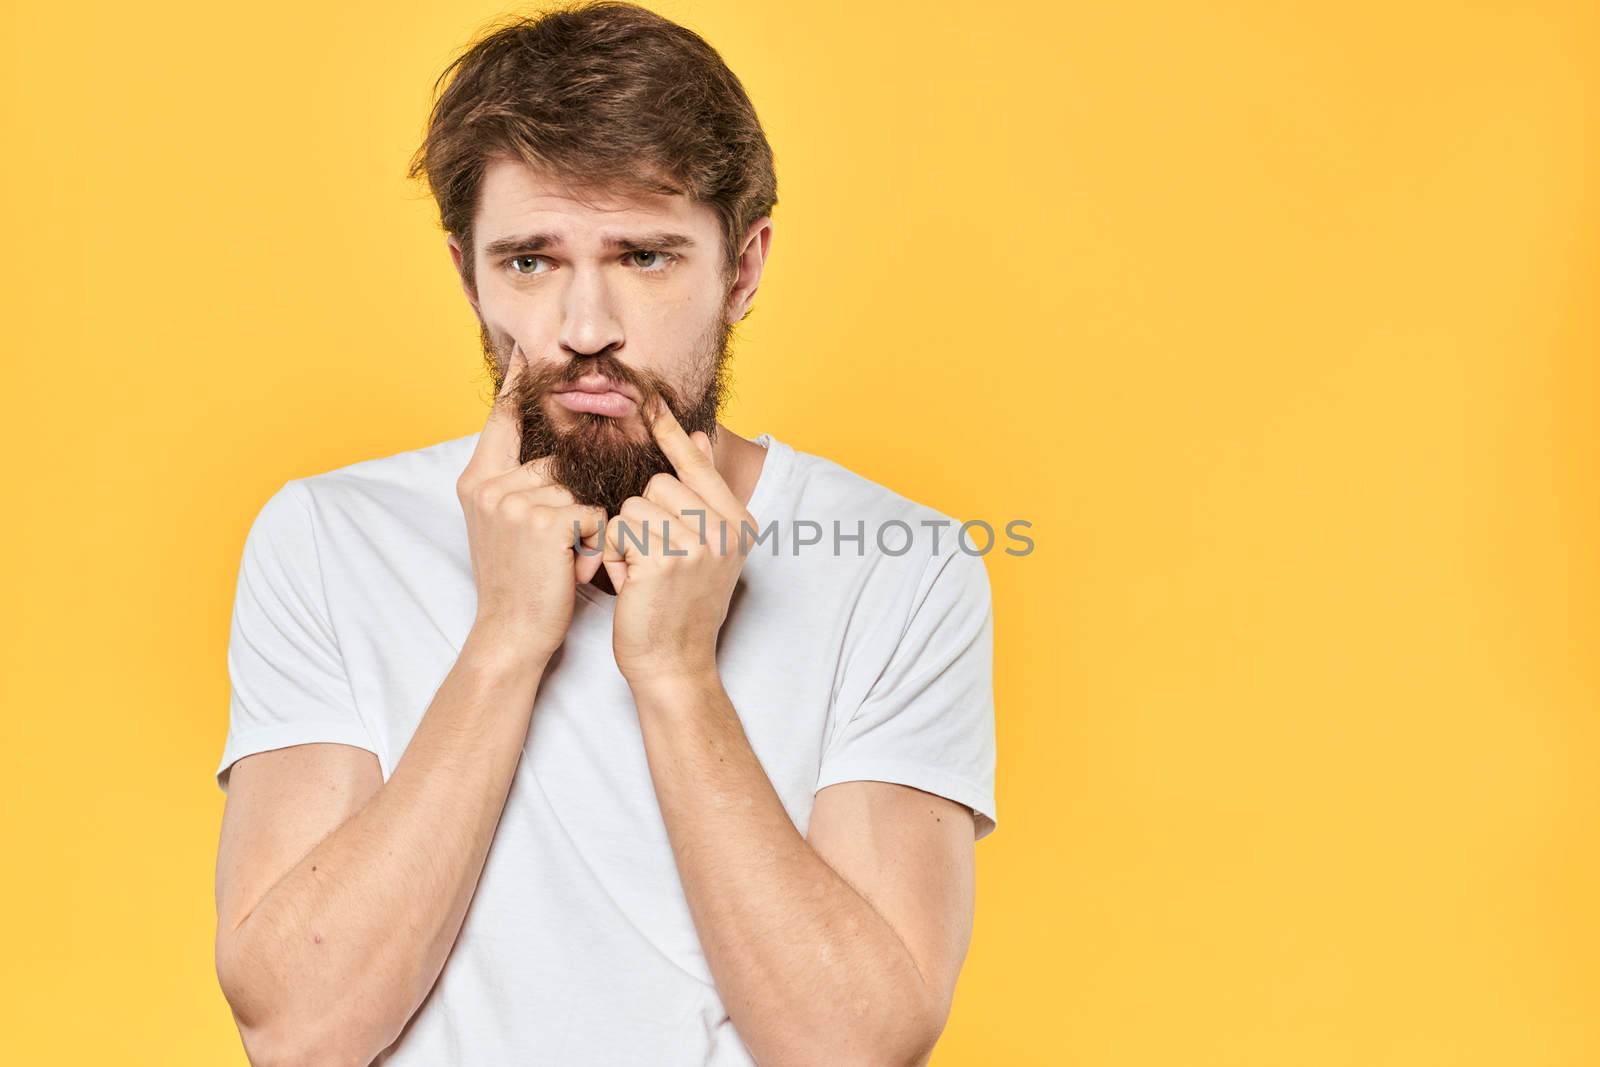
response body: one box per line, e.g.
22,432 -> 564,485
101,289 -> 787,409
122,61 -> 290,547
478,294 -> 559,348
640,288 -> 718,341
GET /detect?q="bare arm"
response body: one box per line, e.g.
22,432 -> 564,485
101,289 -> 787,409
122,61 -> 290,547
603,405 -> 981,1064
214,346 -> 605,1066
632,672 -> 973,1066
214,628 -> 547,1067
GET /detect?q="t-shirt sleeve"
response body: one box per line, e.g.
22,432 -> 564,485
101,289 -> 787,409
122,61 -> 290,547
814,548 -> 999,841
214,479 -> 380,794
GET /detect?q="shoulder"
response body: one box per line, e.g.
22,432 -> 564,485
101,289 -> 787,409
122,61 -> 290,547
770,437 -> 983,564
267,432 -> 478,530
247,432 -> 478,552
759,436 -> 992,611
290,432 -> 478,509
773,437 -> 965,536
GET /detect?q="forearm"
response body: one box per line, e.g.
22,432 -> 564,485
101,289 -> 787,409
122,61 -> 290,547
632,671 -> 939,1066
219,624 -> 547,1067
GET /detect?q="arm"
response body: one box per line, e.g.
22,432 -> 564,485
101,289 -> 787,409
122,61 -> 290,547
214,346 -> 607,1066
214,627 -> 547,1067
631,672 -> 974,1067
603,403 -> 987,1063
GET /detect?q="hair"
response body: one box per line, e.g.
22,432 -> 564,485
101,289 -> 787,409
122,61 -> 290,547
407,1 -> 778,295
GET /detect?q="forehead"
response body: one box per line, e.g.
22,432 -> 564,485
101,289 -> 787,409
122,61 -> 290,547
473,155 -> 716,249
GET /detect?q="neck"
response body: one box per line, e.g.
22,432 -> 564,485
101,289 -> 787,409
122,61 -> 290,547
711,422 -> 767,512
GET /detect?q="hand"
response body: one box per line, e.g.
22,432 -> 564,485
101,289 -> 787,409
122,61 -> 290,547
603,400 -> 757,688
456,344 -> 607,661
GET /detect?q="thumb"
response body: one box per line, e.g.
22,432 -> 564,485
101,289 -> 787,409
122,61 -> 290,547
574,526 -> 605,584
602,514 -> 628,594
603,558 -> 628,595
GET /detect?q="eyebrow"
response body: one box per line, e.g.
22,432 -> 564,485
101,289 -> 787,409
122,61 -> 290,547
480,231 -> 698,258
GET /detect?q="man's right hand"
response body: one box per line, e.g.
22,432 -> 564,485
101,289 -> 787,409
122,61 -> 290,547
456,344 -> 606,660
219,341 -> 597,1064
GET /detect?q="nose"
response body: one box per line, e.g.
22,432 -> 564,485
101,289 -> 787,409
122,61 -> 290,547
557,262 -> 624,359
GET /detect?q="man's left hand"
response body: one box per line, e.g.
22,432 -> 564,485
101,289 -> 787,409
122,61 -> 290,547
603,400 -> 756,688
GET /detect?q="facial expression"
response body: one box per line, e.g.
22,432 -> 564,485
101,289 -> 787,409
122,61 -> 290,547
448,155 -> 766,515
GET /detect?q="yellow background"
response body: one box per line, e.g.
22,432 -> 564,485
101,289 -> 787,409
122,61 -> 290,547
2,0 -> 1594,1062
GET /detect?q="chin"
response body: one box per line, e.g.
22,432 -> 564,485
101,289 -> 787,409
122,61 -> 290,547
558,407 -> 644,441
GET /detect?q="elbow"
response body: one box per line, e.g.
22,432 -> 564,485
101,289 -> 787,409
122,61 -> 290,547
232,1018 -> 294,1067
821,988 -> 947,1067
889,987 -> 951,1067
229,1011 -> 381,1067
216,934 -> 389,1067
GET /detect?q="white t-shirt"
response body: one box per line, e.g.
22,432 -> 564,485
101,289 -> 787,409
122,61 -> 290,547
215,430 -> 998,1065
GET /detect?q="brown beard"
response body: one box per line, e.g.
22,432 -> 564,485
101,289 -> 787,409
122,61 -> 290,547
477,315 -> 733,518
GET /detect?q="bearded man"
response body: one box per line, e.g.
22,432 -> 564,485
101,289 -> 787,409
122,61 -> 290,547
212,4 -> 998,1064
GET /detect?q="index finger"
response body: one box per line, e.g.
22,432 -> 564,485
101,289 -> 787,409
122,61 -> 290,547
464,342 -> 527,480
646,396 -> 745,520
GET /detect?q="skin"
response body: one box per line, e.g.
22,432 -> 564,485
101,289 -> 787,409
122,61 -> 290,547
214,155 -> 979,1066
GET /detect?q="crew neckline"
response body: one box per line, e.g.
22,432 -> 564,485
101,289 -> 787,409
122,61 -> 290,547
575,432 -> 793,607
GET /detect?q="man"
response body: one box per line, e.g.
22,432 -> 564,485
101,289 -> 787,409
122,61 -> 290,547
212,3 -> 997,1064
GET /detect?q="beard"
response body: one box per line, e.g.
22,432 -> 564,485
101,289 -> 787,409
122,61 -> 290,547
476,314 -> 733,518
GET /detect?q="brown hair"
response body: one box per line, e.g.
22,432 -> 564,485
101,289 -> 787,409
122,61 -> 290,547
407,1 -> 778,295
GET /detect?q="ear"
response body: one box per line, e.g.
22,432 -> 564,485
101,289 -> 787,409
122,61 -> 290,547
724,216 -> 773,325
447,234 -> 481,315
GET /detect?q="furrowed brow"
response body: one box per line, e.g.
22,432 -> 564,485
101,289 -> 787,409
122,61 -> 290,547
480,231 -> 697,257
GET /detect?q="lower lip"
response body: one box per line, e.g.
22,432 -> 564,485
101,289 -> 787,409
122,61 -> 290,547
552,389 -> 637,417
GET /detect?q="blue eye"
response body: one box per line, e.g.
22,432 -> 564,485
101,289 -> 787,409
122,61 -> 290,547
504,251 -> 676,277
630,250 -> 675,271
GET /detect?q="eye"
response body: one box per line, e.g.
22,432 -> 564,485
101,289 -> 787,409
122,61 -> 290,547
628,250 -> 676,272
507,254 -> 550,276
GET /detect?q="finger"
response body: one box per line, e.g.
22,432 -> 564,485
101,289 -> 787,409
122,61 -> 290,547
575,523 -> 605,584
463,342 -> 527,481
464,458 -> 562,512
686,433 -> 737,540
602,515 -> 629,593
481,455 -> 563,498
557,503 -> 606,584
619,494 -> 681,549
641,471 -> 711,523
607,504 -> 653,560
604,498 -> 677,586
559,504 -> 607,584
558,503 -> 606,540
645,398 -> 744,520
641,473 -> 739,555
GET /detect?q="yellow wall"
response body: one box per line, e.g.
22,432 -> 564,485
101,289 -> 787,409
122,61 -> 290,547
2,1 -> 1594,1062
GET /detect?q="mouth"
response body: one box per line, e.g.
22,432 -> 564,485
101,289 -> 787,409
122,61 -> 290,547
550,376 -> 640,418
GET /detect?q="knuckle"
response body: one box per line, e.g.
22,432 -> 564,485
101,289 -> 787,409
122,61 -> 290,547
526,457 -> 557,484
498,493 -> 530,521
